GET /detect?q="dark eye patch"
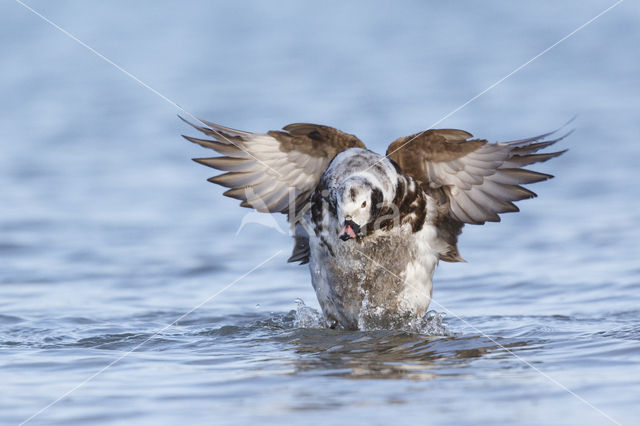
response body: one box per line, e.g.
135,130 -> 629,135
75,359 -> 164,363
350,187 -> 357,200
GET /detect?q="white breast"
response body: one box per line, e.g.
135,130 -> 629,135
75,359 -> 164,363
307,219 -> 439,330
396,224 -> 439,315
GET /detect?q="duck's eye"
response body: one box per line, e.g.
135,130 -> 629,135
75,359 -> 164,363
361,201 -> 367,208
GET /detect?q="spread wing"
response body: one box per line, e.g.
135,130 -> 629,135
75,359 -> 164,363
387,128 -> 568,225
387,128 -> 567,262
181,117 -> 365,264
182,117 -> 365,214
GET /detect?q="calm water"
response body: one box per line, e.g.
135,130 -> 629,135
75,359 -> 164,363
1,1 -> 640,425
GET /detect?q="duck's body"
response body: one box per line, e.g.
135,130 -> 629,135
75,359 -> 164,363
308,208 -> 438,329
306,148 -> 439,329
182,117 -> 567,330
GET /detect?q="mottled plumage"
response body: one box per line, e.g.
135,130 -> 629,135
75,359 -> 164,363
182,117 -> 567,330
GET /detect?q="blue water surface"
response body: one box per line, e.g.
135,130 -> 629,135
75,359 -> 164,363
1,1 -> 639,425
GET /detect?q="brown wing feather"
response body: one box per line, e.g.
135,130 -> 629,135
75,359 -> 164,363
181,116 -> 365,264
387,127 -> 568,262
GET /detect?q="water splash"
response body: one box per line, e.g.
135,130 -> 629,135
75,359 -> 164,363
415,311 -> 451,336
250,299 -> 325,329
288,299 -> 451,335
292,298 -> 325,328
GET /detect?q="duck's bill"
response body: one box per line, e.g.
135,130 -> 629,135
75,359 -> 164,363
339,222 -> 358,241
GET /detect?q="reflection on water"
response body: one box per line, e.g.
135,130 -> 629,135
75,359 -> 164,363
0,306 -> 536,381
252,303 -> 535,381
278,329 -> 533,381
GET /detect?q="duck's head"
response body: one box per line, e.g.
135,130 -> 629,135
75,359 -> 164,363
336,176 -> 383,241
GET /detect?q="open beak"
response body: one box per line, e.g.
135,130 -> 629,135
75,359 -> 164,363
339,220 -> 360,241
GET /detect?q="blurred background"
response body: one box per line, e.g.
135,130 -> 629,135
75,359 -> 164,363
1,1 -> 639,425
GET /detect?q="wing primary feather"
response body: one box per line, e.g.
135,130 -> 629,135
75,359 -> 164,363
491,168 -> 553,185
510,140 -> 558,155
504,150 -> 567,167
193,157 -> 253,172
195,117 -> 252,137
223,188 -> 247,201
179,115 -> 246,141
501,127 -> 573,147
501,130 -> 557,146
182,135 -> 246,157
208,171 -> 268,188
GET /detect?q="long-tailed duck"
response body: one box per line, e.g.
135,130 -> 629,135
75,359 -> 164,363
182,117 -> 567,330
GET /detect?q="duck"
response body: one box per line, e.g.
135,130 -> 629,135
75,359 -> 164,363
181,117 -> 567,330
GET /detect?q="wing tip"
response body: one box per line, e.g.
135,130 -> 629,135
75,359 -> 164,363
193,157 -> 214,167
502,117 -> 576,147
